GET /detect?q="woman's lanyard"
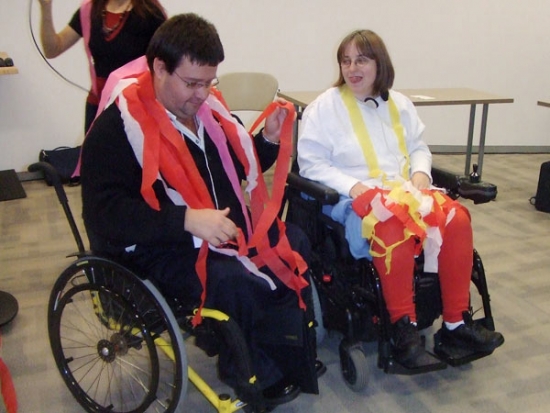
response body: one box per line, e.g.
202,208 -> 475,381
340,85 -> 410,186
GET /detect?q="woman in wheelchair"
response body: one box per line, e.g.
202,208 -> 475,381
80,14 -> 319,409
297,29 -> 504,369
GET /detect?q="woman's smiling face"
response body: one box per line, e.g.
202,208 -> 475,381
340,41 -> 377,100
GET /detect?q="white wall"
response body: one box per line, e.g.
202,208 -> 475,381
1,0 -> 550,172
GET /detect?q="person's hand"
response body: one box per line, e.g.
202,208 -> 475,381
38,0 -> 52,7
262,97 -> 291,144
349,182 -> 370,199
411,171 -> 430,190
184,207 -> 239,246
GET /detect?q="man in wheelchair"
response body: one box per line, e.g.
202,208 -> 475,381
80,13 -> 319,409
296,29 -> 504,370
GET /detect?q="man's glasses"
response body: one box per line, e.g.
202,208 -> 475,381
340,56 -> 372,68
173,71 -> 219,90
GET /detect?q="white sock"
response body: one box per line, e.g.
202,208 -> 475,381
444,320 -> 465,331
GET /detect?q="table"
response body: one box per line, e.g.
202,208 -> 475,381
0,52 -> 20,326
538,100 -> 550,108
0,52 -> 18,76
278,88 -> 514,178
0,291 -> 18,327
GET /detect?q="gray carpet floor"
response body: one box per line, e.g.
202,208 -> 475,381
1,153 -> 550,413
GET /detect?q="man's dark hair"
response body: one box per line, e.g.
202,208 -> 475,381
146,13 -> 225,73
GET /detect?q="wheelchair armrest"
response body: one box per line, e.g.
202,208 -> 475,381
431,165 -> 497,204
286,172 -> 340,205
287,165 -> 496,207
431,165 -> 460,193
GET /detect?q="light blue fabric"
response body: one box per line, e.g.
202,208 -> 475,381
324,198 -> 372,260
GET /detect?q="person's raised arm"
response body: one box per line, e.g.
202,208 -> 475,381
38,0 -> 80,58
261,97 -> 290,144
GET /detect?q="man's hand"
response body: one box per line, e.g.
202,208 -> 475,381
262,97 -> 291,144
184,207 -> 238,246
411,171 -> 431,190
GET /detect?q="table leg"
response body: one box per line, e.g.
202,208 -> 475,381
465,104 -> 476,176
476,104 -> 489,178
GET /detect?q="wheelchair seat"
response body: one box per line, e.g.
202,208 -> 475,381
284,166 -> 500,391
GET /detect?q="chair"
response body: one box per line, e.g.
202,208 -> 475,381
30,162 -> 268,413
217,72 -> 279,129
284,166 -> 499,392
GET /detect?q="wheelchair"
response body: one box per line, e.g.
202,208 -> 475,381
284,164 -> 499,392
30,162 -> 274,413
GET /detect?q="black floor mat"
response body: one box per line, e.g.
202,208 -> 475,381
0,169 -> 26,201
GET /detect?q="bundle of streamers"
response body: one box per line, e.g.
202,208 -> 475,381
0,334 -> 16,413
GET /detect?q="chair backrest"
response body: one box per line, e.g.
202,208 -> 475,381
217,72 -> 279,112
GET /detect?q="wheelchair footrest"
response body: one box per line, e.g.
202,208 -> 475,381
379,339 -> 447,375
382,353 -> 447,375
433,330 -> 494,367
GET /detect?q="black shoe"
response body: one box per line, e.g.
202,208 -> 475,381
391,315 -> 424,365
391,316 -> 447,371
315,359 -> 327,378
440,312 -> 504,353
262,377 -> 300,407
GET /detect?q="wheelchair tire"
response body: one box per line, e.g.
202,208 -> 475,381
311,280 -> 326,345
48,256 -> 188,413
339,340 -> 369,392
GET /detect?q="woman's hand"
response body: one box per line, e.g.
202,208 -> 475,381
349,182 -> 370,199
411,171 -> 430,190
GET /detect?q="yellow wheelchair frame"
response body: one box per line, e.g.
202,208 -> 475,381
48,255 -> 261,413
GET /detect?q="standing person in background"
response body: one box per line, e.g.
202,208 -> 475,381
298,29 -> 504,369
38,0 -> 166,133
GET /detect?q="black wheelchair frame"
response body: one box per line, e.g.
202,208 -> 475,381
30,161 -> 271,413
284,165 -> 498,391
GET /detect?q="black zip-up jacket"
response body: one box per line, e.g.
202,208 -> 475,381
81,103 -> 278,257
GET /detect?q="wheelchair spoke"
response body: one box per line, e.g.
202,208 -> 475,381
49,258 -> 187,413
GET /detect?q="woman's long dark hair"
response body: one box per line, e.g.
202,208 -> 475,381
334,29 -> 394,98
91,0 -> 166,20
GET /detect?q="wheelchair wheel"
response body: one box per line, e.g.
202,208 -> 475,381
48,256 -> 188,413
338,340 -> 369,392
311,280 -> 326,345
